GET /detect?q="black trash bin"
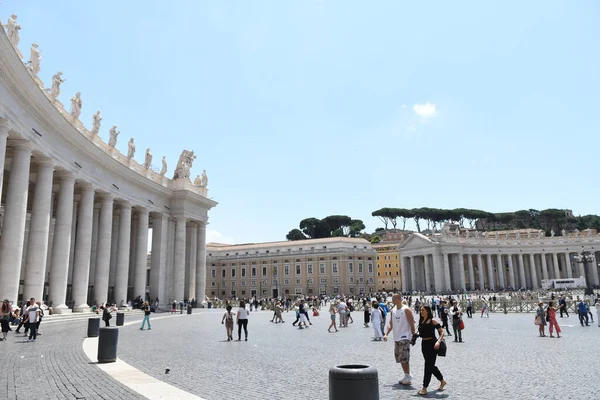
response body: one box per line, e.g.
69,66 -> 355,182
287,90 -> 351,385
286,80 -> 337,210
329,365 -> 378,400
97,327 -> 119,363
187,305 -> 192,315
87,318 -> 100,337
116,312 -> 124,326
208,302 -> 212,309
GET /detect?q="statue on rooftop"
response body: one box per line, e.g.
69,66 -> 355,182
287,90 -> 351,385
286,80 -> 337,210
144,148 -> 152,169
49,72 -> 65,100
550,229 -> 555,238
160,156 -> 167,176
201,169 -> 208,188
194,175 -> 201,186
173,150 -> 196,180
108,125 -> 119,148
127,138 -> 135,160
29,43 -> 41,76
70,92 -> 82,119
561,229 -> 566,237
91,111 -> 102,135
6,15 -> 21,47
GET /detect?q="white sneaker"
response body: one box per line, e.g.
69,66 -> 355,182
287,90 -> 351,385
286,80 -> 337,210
400,374 -> 412,385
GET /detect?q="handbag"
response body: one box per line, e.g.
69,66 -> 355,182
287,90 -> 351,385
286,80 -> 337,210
437,339 -> 447,357
459,319 -> 465,330
534,316 -> 541,325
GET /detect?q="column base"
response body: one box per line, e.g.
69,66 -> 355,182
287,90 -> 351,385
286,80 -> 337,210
73,304 -> 91,313
52,304 -> 72,314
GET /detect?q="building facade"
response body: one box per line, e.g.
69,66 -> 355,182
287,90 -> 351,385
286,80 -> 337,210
0,18 -> 216,311
206,237 -> 377,298
373,242 -> 402,291
399,230 -> 600,293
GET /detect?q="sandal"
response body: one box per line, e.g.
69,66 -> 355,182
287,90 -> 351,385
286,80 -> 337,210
418,388 -> 427,396
437,380 -> 447,391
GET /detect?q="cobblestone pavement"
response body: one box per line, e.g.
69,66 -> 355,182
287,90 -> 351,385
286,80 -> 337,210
0,317 -> 147,400
116,308 -> 600,400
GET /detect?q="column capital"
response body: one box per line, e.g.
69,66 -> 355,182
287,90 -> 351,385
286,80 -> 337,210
0,117 -> 10,134
33,156 -> 54,168
135,206 -> 149,216
76,181 -> 95,191
7,138 -> 32,151
55,171 -> 76,182
116,200 -> 132,209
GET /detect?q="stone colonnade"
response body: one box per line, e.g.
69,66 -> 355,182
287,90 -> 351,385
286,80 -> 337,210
0,123 -> 208,311
402,249 -> 600,292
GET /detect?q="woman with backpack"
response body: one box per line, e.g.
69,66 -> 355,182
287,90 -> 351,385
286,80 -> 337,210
221,305 -> 234,341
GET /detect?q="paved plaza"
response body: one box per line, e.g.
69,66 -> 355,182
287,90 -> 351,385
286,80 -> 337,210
0,309 -> 598,400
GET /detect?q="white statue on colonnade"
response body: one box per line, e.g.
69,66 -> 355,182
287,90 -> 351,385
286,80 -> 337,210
29,43 -> 41,76
5,15 -> 21,47
127,138 -> 136,160
70,92 -> 82,119
160,156 -> 167,176
201,169 -> 208,188
108,125 -> 119,148
144,148 -> 152,169
91,111 -> 102,135
173,150 -> 196,180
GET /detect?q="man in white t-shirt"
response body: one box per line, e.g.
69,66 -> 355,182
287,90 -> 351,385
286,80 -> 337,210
25,298 -> 40,342
383,294 -> 416,385
336,300 -> 347,328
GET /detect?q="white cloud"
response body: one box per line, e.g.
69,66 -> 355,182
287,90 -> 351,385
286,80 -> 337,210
413,103 -> 437,119
206,229 -> 236,245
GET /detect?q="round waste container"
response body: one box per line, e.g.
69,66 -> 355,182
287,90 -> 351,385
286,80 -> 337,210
329,365 -> 378,400
116,312 -> 124,326
97,327 -> 119,363
187,305 -> 192,314
87,318 -> 100,337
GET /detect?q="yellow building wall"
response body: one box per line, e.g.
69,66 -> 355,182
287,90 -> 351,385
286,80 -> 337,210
374,244 -> 402,291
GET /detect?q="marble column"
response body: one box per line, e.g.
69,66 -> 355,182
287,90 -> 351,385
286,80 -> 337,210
518,254 -> 526,289
589,257 -> 600,286
129,213 -> 139,288
165,218 -> 176,303
93,194 -> 113,305
109,210 -> 119,289
48,172 -> 76,313
432,252 -> 444,292
67,199 -> 79,285
457,253 -> 466,291
150,214 -> 168,307
486,254 -> 495,289
71,184 -> 95,312
424,254 -> 432,292
188,223 -> 197,300
467,255 -> 475,290
195,222 -> 207,302
410,255 -> 417,291
496,254 -> 505,289
528,253 -> 538,289
507,254 -> 516,289
173,216 -> 187,302
477,254 -> 485,290
89,203 -> 101,286
564,252 -> 572,279
115,202 -> 132,306
540,253 -> 549,280
0,118 -> 9,205
552,253 -> 560,280
133,208 -> 149,300
0,141 -> 32,303
401,256 -> 408,293
22,158 -> 54,301
442,253 -> 451,291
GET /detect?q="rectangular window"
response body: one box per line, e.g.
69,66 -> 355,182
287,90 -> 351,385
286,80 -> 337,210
262,280 -> 267,286
284,265 -> 290,276
296,265 -> 301,275
211,282 -> 215,287
222,270 -> 226,278
273,267 -> 278,276
349,277 -> 354,283
241,281 -> 246,286
231,269 -> 236,278
349,262 -> 353,273
308,278 -> 314,284
320,264 -> 326,274
358,263 -> 363,273
241,268 -> 246,277
251,267 -> 256,277
368,263 -> 373,273
262,267 -> 267,276
359,277 -> 364,283
368,277 -> 374,283
320,277 -> 327,284
332,277 -> 339,284
332,263 -> 338,274
295,288 -> 302,294
211,269 -> 216,278
307,264 -> 313,275
251,280 -> 256,287
284,279 -> 290,285
295,278 -> 300,285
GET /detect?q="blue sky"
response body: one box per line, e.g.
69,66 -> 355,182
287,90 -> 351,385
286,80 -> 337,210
3,1 -> 599,244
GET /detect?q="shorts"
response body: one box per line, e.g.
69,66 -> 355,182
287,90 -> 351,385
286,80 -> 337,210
394,340 -> 411,363
330,314 -> 336,321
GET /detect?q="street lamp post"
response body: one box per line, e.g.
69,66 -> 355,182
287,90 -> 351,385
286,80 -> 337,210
574,251 -> 595,287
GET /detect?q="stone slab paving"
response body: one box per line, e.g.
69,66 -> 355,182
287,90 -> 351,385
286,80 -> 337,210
0,317 -> 147,400
116,309 -> 600,400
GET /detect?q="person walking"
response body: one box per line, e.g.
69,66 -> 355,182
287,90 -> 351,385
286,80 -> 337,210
450,300 -> 463,343
577,300 -> 589,327
440,302 -> 451,337
595,297 -> 600,327
416,305 -> 447,396
221,305 -> 234,341
370,301 -> 383,341
0,299 -> 12,341
383,294 -> 416,385
139,301 -> 152,330
559,296 -> 569,318
535,301 -> 547,337
236,300 -> 249,341
466,298 -> 473,318
102,305 -> 112,327
481,299 -> 489,318
547,301 -> 561,338
363,298 -> 370,328
25,298 -> 40,342
328,302 -> 338,333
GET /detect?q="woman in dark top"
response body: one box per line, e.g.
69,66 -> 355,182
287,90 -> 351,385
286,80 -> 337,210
416,305 -> 447,396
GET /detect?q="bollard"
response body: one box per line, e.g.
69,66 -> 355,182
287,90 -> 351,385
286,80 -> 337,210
187,305 -> 192,315
503,302 -> 508,314
329,365 -> 378,400
87,318 -> 101,337
97,327 -> 119,363
116,312 -> 125,326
